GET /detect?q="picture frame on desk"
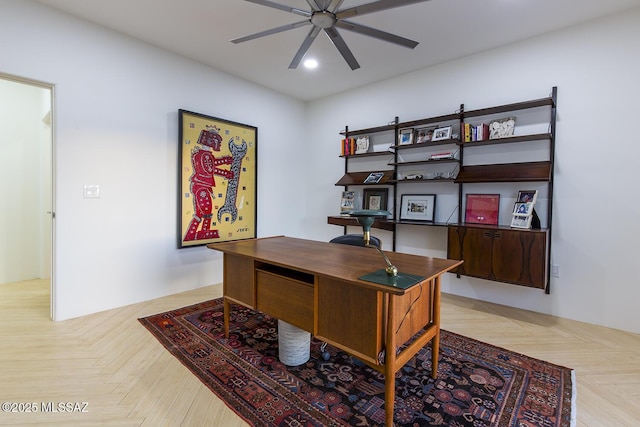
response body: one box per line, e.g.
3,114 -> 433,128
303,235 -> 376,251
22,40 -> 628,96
431,125 -> 452,142
465,193 -> 500,225
363,188 -> 388,211
178,109 -> 257,248
400,194 -> 436,222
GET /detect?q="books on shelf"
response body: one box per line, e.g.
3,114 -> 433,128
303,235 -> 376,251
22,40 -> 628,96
510,190 -> 538,229
463,123 -> 490,142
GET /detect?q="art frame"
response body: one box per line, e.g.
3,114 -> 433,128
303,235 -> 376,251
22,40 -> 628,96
513,202 -> 534,216
465,193 -> 500,225
511,214 -> 533,229
431,125 -> 452,141
363,188 -> 389,211
400,194 -> 436,222
414,127 -> 435,144
398,128 -> 414,145
178,109 -> 257,248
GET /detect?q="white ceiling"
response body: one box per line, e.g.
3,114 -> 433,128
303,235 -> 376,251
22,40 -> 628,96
36,0 -> 640,101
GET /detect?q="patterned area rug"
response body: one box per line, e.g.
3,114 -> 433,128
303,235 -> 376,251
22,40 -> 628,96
139,298 -> 575,426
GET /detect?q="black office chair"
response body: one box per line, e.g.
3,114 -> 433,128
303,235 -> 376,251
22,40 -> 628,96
329,234 -> 381,248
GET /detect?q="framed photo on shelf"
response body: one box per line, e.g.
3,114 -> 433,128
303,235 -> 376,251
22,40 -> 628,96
340,190 -> 355,214
400,194 -> 436,222
511,214 -> 533,229
517,189 -> 538,204
513,202 -> 534,216
363,171 -> 384,184
363,188 -> 388,211
398,128 -> 414,145
178,109 -> 257,248
465,193 -> 500,225
414,127 -> 435,144
431,125 -> 452,141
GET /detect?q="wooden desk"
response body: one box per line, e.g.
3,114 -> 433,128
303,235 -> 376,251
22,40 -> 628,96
208,236 -> 462,426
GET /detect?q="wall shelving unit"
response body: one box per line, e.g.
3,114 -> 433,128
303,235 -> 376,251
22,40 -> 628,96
328,87 -> 557,292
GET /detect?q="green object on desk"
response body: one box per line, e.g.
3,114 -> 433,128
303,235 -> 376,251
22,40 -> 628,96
359,269 -> 425,289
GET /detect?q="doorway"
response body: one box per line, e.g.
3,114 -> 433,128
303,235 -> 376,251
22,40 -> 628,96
0,74 -> 54,320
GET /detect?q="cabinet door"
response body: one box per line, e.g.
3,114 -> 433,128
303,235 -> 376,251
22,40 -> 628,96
447,226 -> 493,278
492,230 -> 547,289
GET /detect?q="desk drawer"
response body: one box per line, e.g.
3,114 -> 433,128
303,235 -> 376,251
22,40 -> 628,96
256,269 -> 314,332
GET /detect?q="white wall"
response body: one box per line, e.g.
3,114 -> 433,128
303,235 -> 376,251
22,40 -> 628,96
306,8 -> 640,334
0,78 -> 51,284
1,0 -> 308,320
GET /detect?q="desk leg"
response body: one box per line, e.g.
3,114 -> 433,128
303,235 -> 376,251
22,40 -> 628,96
223,297 -> 230,338
385,294 -> 397,426
431,276 -> 441,379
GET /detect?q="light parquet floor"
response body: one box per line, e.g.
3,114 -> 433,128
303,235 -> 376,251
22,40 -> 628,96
1,279 -> 639,426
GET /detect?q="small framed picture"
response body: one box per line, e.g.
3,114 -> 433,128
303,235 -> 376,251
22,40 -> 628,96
363,188 -> 388,211
400,194 -> 436,222
414,127 -> 435,144
363,171 -> 384,184
511,214 -> 533,229
517,190 -> 538,204
340,190 -> 355,214
431,125 -> 452,142
513,202 -> 533,216
398,128 -> 414,145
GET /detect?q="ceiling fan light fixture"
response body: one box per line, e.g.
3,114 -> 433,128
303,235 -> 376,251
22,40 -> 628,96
303,58 -> 319,69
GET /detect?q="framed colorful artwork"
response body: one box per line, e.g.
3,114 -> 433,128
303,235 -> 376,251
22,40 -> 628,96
178,109 -> 257,248
465,193 -> 500,225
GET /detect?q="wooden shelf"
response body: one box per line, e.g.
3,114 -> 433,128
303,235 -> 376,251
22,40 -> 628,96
455,161 -> 551,183
335,170 -> 395,186
327,216 -> 395,231
457,133 -> 551,148
464,96 -> 554,118
389,158 -> 459,167
340,150 -> 393,159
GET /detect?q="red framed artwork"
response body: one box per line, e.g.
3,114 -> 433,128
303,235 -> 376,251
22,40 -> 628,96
465,194 -> 500,225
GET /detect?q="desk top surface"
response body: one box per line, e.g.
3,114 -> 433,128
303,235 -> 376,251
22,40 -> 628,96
208,236 -> 462,294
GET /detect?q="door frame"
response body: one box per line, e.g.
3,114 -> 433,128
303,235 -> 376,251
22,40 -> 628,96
1,72 -> 56,320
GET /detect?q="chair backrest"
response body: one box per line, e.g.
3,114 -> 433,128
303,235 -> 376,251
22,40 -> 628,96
329,234 -> 381,248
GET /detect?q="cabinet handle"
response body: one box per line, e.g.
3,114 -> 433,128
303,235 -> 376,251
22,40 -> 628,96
483,232 -> 492,238
494,232 -> 502,239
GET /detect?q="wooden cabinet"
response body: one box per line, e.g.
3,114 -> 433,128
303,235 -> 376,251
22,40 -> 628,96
330,88 -> 557,292
447,225 -> 547,289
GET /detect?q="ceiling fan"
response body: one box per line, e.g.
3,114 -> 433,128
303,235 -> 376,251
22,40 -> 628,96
231,0 -> 431,70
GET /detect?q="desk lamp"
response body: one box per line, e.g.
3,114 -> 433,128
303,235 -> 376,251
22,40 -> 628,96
348,209 -> 425,288
348,209 -> 397,276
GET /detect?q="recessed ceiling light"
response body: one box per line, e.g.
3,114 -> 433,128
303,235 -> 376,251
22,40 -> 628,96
304,59 -> 318,69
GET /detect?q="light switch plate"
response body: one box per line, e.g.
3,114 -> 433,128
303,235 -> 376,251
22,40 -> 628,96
83,184 -> 100,199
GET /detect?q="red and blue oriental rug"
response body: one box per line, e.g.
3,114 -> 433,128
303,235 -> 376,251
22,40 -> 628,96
139,298 -> 575,426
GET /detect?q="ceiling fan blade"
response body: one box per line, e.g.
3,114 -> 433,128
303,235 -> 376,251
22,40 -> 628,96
336,0 -> 431,20
305,0 -> 322,11
231,20 -> 311,44
326,0 -> 345,13
324,27 -> 360,70
289,26 -> 322,69
244,0 -> 311,18
336,20 -> 418,49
